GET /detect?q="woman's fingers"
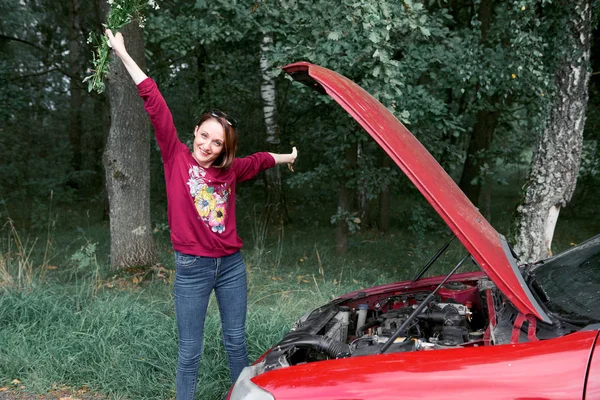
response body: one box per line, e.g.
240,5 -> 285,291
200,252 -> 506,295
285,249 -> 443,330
288,147 -> 297,172
105,29 -> 126,55
105,29 -> 115,48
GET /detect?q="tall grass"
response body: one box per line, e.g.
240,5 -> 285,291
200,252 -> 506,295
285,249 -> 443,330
0,195 -> 58,291
0,284 -> 176,399
1,217 -> 40,290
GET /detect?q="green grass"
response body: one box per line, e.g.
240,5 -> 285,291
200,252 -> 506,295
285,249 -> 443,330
0,284 -> 174,398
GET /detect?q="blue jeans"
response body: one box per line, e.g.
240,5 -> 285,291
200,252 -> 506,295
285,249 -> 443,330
174,250 -> 249,400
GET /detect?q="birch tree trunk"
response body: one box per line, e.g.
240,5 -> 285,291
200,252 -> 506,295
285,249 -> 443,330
261,34 -> 279,147
260,32 -> 285,219
103,22 -> 158,269
513,0 -> 592,263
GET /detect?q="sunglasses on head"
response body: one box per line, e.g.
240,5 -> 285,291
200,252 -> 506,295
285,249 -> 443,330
210,109 -> 237,128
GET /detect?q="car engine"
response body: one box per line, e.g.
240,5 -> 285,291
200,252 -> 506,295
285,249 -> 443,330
262,283 -> 490,371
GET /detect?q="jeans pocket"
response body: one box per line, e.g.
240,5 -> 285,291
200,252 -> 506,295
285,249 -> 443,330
175,252 -> 198,268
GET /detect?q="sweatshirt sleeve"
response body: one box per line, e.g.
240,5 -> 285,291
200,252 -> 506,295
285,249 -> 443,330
232,152 -> 276,183
137,78 -> 184,163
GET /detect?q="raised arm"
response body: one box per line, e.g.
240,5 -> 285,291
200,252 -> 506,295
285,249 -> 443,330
105,29 -> 147,85
105,29 -> 183,163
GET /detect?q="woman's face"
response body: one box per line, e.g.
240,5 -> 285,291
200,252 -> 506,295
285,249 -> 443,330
192,118 -> 225,168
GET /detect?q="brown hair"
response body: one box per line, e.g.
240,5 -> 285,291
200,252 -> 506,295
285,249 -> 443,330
195,111 -> 238,169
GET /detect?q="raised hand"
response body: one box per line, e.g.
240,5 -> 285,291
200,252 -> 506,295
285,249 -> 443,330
104,28 -> 147,84
105,29 -> 128,59
268,147 -> 299,170
288,147 -> 298,172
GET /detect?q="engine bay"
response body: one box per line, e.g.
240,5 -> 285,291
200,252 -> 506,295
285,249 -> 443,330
262,280 -> 496,371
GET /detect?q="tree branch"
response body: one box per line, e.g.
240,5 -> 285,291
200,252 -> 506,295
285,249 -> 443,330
0,34 -> 84,82
15,67 -> 60,79
0,34 -> 48,54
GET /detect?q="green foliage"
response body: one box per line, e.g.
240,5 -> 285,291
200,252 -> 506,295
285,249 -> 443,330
261,0 -> 465,222
240,0 -> 582,230
0,0 -> 108,223
70,241 -> 99,271
407,203 -> 445,248
330,207 -> 362,233
84,0 -> 160,93
577,140 -> 600,194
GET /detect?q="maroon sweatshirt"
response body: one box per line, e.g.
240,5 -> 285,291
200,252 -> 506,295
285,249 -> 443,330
138,78 -> 275,257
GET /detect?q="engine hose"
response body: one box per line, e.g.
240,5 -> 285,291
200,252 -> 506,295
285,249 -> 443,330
357,318 -> 382,337
279,333 -> 350,358
324,338 -> 351,358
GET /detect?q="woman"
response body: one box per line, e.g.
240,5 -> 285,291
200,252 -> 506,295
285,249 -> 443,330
105,29 -> 297,399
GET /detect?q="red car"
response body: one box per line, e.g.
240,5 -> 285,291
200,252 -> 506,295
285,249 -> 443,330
227,62 -> 600,400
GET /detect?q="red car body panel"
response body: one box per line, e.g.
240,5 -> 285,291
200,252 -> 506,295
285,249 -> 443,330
337,271 -> 486,300
586,333 -> 600,399
251,330 -> 598,400
282,61 -> 550,323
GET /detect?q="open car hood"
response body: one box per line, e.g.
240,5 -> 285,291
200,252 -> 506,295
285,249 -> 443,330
283,61 -> 550,323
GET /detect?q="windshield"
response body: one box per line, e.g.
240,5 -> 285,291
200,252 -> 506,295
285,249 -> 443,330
531,235 -> 600,323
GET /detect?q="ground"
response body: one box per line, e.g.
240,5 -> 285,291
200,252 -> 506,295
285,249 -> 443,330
0,386 -> 105,400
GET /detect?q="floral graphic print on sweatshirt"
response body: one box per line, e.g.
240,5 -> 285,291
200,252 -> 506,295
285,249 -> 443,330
186,165 -> 230,234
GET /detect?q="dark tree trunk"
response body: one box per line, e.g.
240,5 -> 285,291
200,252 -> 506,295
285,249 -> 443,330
103,22 -> 158,269
93,0 -> 111,219
264,156 -> 285,222
448,0 -> 475,30
458,0 -> 500,209
378,154 -> 391,233
335,142 -> 358,254
356,141 -> 371,227
335,186 -> 350,255
68,0 -> 82,187
458,108 -> 501,206
94,96 -> 110,220
478,0 -> 493,42
514,0 -> 592,263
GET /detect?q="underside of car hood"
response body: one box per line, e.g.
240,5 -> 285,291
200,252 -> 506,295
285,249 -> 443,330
283,61 -> 550,324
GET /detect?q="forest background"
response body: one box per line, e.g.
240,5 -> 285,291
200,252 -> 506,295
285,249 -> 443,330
1,0 -> 600,398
